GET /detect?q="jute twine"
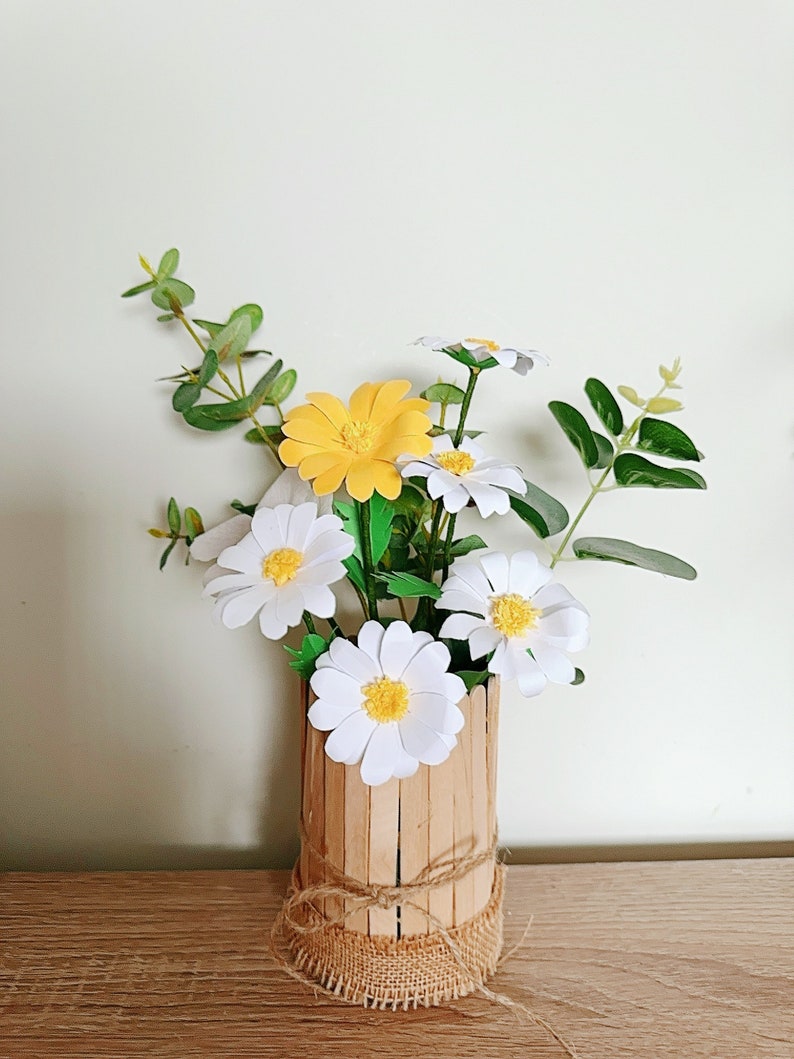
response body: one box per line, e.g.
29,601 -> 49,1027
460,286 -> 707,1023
270,823 -> 578,1057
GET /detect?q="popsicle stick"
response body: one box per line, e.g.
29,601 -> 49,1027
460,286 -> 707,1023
485,678 -> 501,853
367,777 -> 400,937
398,765 -> 430,935
324,756 -> 346,924
470,683 -> 492,914
344,766 -> 369,932
301,719 -> 326,913
452,693 -> 475,926
428,724 -> 457,930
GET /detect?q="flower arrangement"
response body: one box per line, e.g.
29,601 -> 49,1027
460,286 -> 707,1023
125,249 -> 706,789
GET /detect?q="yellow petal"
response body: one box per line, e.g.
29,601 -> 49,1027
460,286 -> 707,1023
381,410 -> 433,440
281,416 -> 343,447
349,382 -> 379,421
314,458 -> 352,496
371,462 -> 403,500
304,391 -> 351,431
282,403 -> 334,429
296,451 -> 346,479
345,459 -> 377,501
279,438 -> 324,466
367,380 -> 413,426
377,433 -> 434,461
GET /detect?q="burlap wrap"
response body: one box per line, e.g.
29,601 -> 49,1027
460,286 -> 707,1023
276,862 -> 505,1010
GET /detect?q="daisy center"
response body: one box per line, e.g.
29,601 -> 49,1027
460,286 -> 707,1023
436,449 -> 476,476
340,419 -> 377,453
490,593 -> 542,638
262,547 -> 303,586
465,336 -> 500,352
361,676 -> 410,724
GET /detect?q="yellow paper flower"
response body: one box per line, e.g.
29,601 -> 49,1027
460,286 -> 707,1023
279,380 -> 433,501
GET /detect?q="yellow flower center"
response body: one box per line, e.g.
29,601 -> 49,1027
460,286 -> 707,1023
262,547 -> 303,586
465,336 -> 500,352
490,593 -> 542,638
361,676 -> 410,724
436,449 -> 476,476
340,419 -> 377,453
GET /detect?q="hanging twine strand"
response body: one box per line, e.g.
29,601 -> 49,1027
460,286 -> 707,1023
270,821 -> 578,1058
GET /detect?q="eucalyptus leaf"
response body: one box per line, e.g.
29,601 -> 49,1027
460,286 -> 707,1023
229,303 -> 264,334
159,538 -> 178,570
198,349 -> 219,387
571,668 -> 585,686
172,381 -> 202,412
249,359 -> 284,406
614,453 -> 707,489
151,279 -> 195,311
230,499 -> 257,516
184,506 -> 204,543
156,313 -> 175,322
181,405 -> 240,431
157,248 -> 179,279
509,481 -> 569,538
584,377 -> 624,435
121,280 -> 156,298
573,536 -> 697,579
449,534 -> 488,558
244,425 -> 284,444
375,572 -> 441,599
167,497 -> 181,536
193,318 -> 225,339
548,400 -> 599,468
266,369 -> 297,406
593,431 -> 614,469
208,315 -> 251,361
421,382 -> 466,405
638,418 -> 702,461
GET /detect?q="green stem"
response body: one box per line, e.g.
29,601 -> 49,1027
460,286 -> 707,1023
358,499 -> 379,621
303,612 -> 317,635
327,616 -> 344,638
441,513 -> 458,580
174,309 -> 208,356
453,367 -> 479,447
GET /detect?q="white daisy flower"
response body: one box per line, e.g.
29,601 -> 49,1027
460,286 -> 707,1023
415,335 -> 549,376
437,551 -> 589,698
189,468 -> 331,570
400,435 -> 526,518
203,502 -> 354,640
308,620 -> 466,786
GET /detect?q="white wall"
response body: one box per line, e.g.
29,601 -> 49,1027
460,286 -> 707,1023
1,0 -> 792,869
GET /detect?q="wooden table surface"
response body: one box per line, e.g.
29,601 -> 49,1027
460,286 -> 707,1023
1,860 -> 793,1059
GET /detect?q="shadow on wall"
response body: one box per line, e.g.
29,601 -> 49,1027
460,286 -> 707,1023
0,504 -> 301,872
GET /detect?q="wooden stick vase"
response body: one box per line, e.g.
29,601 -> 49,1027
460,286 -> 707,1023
278,679 -> 504,1010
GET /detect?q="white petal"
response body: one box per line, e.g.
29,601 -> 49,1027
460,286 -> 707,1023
310,667 -> 362,709
360,723 -> 402,786
189,514 -> 252,562
510,550 -> 552,595
202,571 -> 258,598
437,589 -> 487,615
437,612 -> 483,640
530,642 -> 576,684
441,672 -> 467,704
215,585 -> 269,628
398,714 -> 454,766
488,639 -> 520,679
401,640 -> 452,690
479,552 -> 510,594
217,540 -> 265,576
298,560 -> 346,586
440,484 -> 470,513
400,461 -> 432,479
533,582 -> 581,611
257,468 -> 325,511
308,698 -> 360,731
410,694 -> 465,734
431,434 -> 454,453
468,625 -> 502,659
356,620 -> 386,663
444,562 -> 492,604
379,621 -> 420,680
517,661 -> 548,697
538,606 -> 590,648
328,637 -> 381,683
258,599 -> 289,640
465,481 -> 509,518
426,469 -> 455,500
391,745 -> 420,779
325,710 -> 377,765
275,587 -> 306,628
249,508 -> 283,550
300,583 -> 337,619
285,502 -> 321,550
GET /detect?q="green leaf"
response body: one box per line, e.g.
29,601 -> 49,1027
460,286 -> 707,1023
121,280 -> 156,298
192,318 -> 225,339
571,668 -> 585,686
421,382 -> 466,405
368,493 -> 395,564
646,396 -> 683,414
617,385 -> 645,408
166,497 -> 181,536
573,536 -> 697,579
230,499 -> 257,516
208,315 -> 252,361
249,358 -> 284,406
449,534 -> 487,559
266,368 -> 297,406
342,553 -> 366,592
374,572 -> 441,599
172,381 -> 202,412
184,506 -> 204,543
151,279 -> 195,311
244,425 -> 284,444
157,248 -> 179,279
229,303 -> 264,334
198,349 -> 219,387
638,418 -> 702,461
159,538 -> 178,570
181,405 -> 239,431
284,633 -> 332,681
614,454 -> 707,489
440,347 -> 499,371
457,669 -> 489,692
584,378 -> 624,436
156,313 -> 175,322
548,400 -> 599,468
430,427 -> 484,440
593,431 -> 614,469
509,481 -> 569,539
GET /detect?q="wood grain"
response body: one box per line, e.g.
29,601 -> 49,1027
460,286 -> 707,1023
367,778 -> 399,937
1,861 -> 793,1058
398,765 -> 429,935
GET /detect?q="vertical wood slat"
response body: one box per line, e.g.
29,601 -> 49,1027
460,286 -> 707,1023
398,766 -> 430,935
301,713 -> 326,914
452,693 -> 475,926
343,767 -> 369,933
367,779 -> 400,937
323,757 -> 346,925
485,677 -> 501,866
470,683 -> 493,914
428,739 -> 456,930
